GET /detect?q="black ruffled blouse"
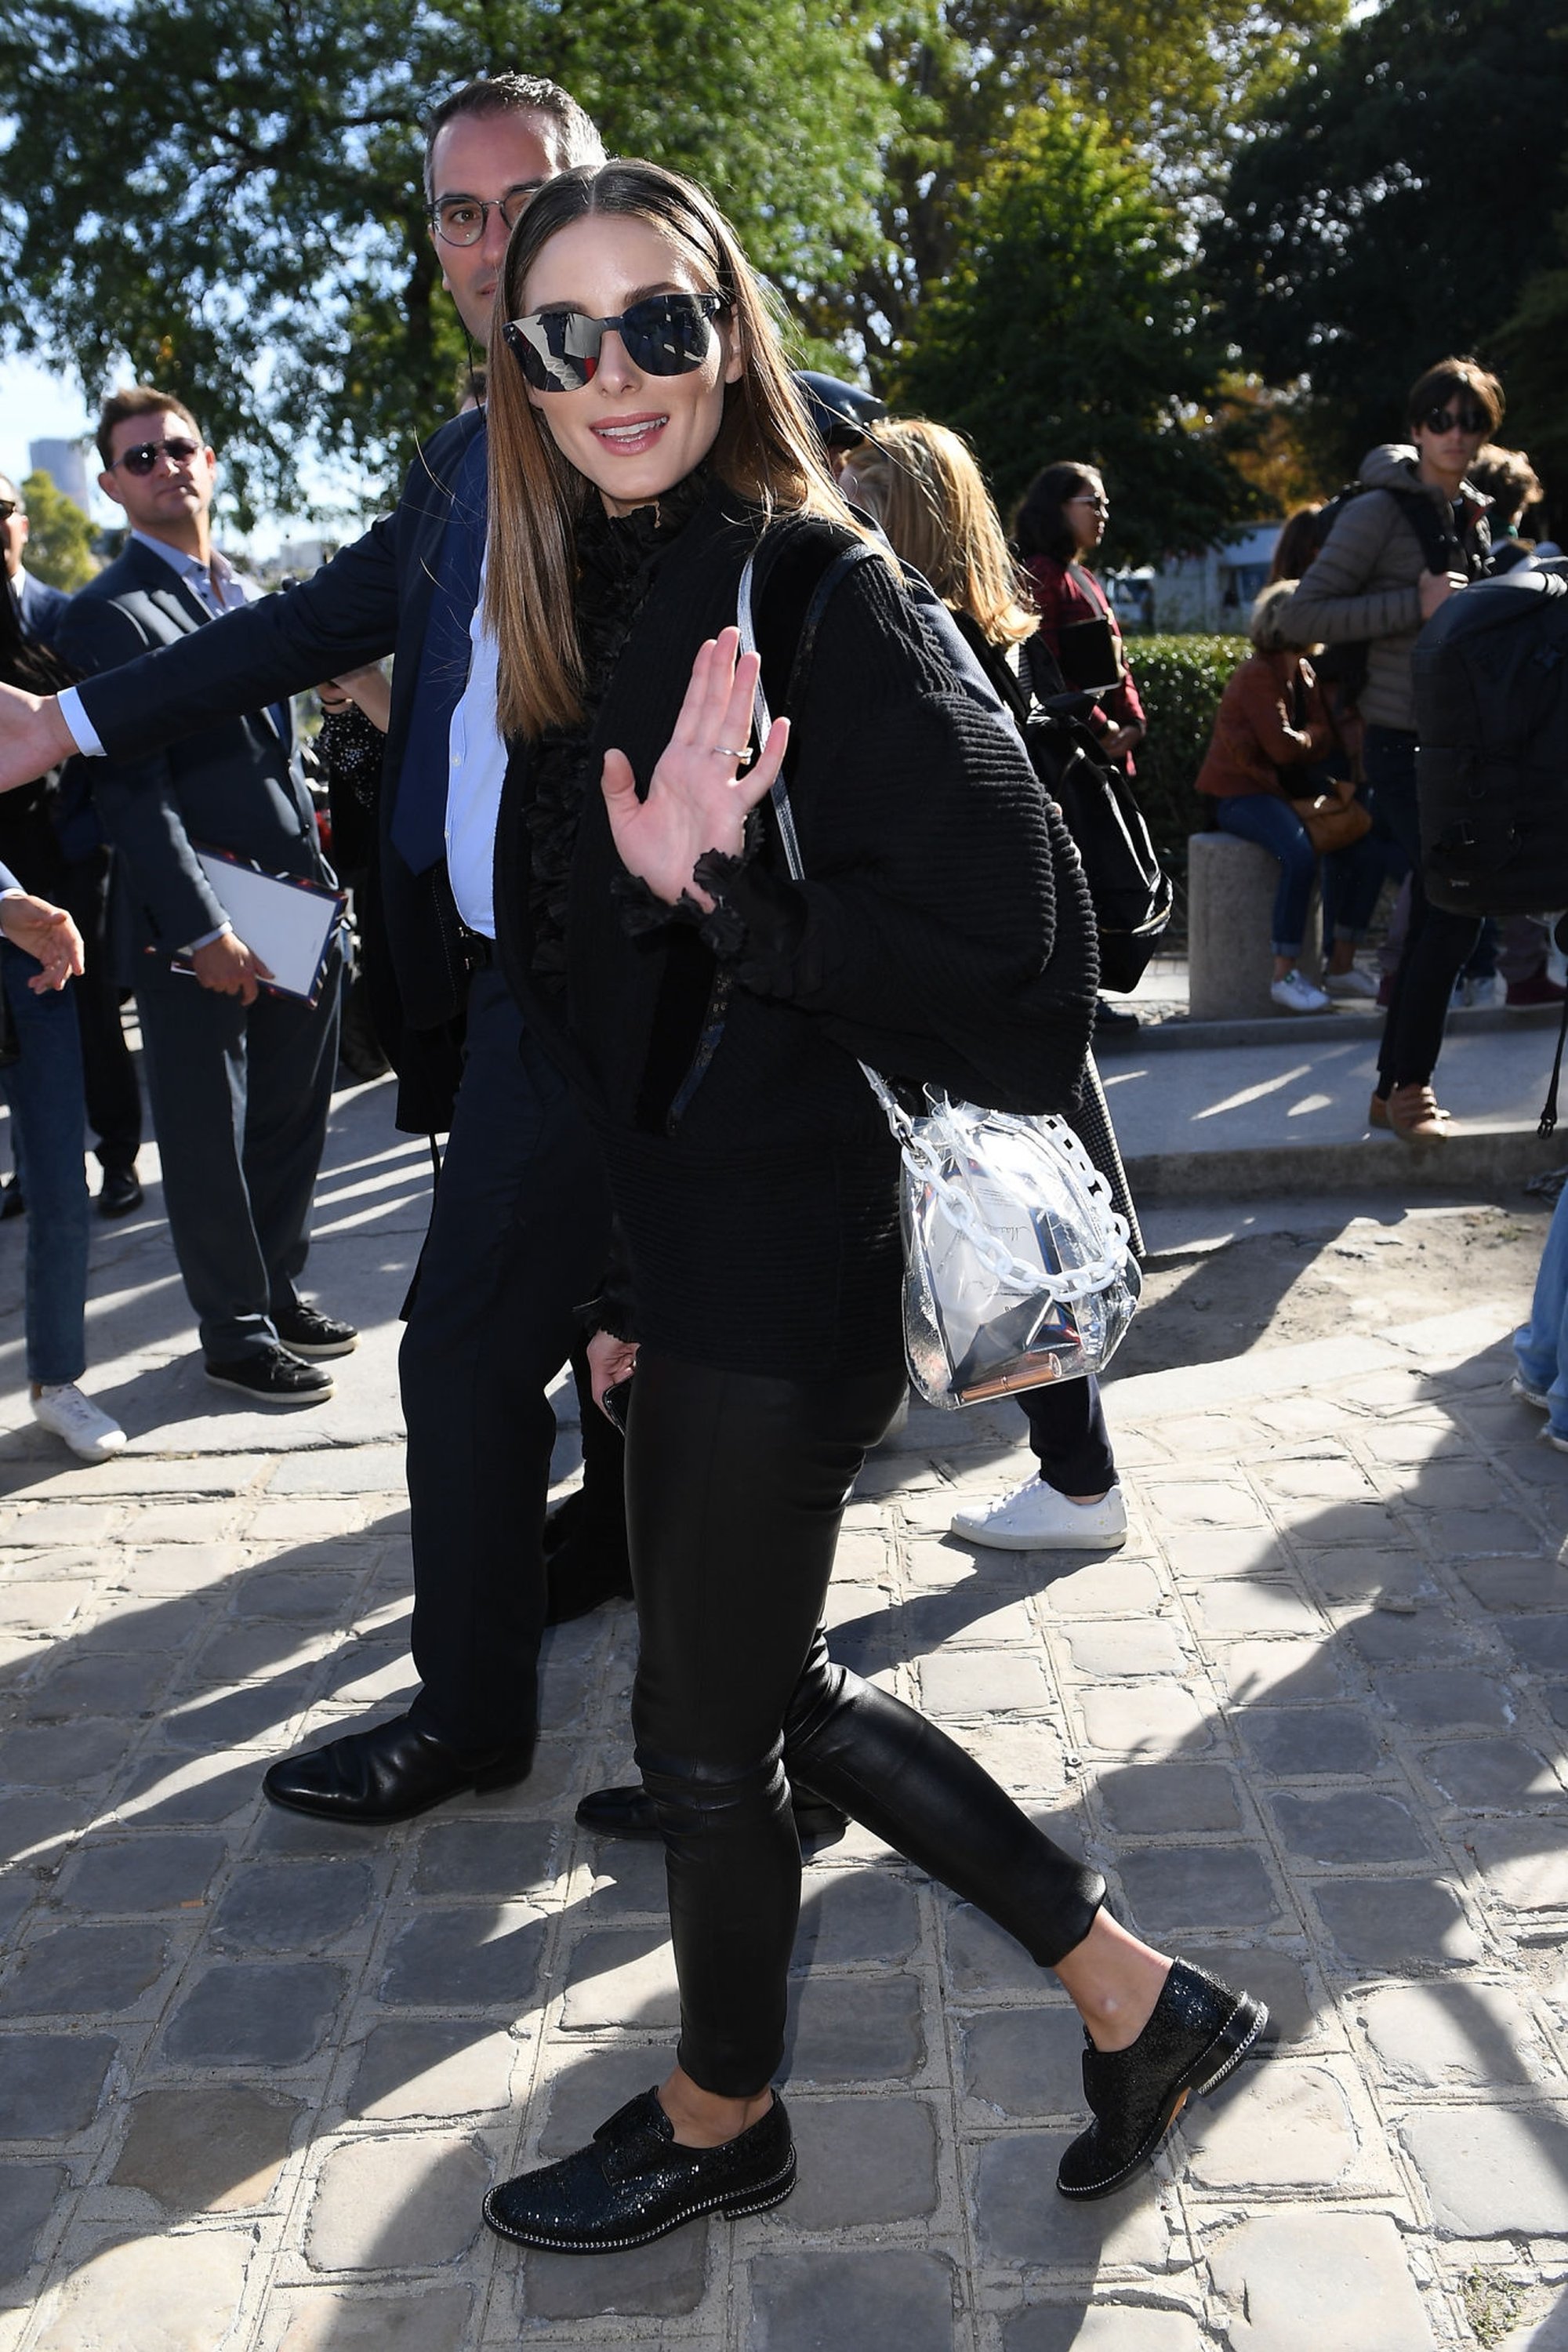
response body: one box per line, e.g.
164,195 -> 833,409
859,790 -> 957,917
523,471 -> 710,993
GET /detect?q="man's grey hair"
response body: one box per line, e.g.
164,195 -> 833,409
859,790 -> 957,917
423,74 -> 605,199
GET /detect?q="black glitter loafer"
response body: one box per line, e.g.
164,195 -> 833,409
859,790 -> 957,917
484,2088 -> 795,2254
1057,1959 -> 1267,2200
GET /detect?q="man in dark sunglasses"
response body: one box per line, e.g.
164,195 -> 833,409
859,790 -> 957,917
56,384 -> 354,1392
1284,354 -> 1500,1146
14,74 -> 647,1833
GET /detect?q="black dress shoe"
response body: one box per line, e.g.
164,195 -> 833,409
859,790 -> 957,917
205,1345 -> 334,1404
1056,1958 -> 1267,2200
575,1780 -> 849,1853
263,1711 -> 535,1824
273,1301 -> 359,1357
1094,997 -> 1141,1036
484,2087 -> 794,2254
97,1167 -> 143,1218
543,1507 -> 633,1624
0,1176 -> 23,1220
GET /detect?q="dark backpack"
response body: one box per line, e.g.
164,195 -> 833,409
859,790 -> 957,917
1415,561 -> 1568,916
1414,560 -> 1568,1132
1018,635 -> 1173,991
1302,481 -> 1483,703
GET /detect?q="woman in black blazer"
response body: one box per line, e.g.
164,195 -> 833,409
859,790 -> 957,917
477,159 -> 1264,2255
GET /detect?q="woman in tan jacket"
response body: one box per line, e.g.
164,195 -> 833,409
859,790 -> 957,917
1197,581 -> 1384,1013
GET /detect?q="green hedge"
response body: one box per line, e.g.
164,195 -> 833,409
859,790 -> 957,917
1127,634 -> 1247,862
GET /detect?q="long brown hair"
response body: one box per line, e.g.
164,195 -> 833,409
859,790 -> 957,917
485,158 -> 862,739
851,419 -> 1034,647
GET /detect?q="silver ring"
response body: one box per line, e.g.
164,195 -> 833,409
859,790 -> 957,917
710,743 -> 750,760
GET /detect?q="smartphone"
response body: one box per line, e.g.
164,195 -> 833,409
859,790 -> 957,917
602,1375 -> 634,1435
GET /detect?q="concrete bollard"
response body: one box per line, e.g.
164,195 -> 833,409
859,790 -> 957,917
1187,831 -> 1322,1022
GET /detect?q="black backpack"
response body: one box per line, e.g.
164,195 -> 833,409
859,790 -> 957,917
1414,561 -> 1568,1132
1415,561 -> 1568,916
1018,636 -> 1173,991
1302,481 -> 1483,703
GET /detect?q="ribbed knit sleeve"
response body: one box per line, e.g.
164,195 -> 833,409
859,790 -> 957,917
689,555 -> 1097,1116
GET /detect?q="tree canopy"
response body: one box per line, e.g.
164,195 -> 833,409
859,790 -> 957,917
0,0 -> 890,526
893,104 -> 1258,560
1207,0 -> 1568,485
17,470 -> 97,588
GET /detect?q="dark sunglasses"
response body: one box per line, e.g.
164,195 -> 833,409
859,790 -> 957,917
1421,405 -> 1489,437
111,436 -> 201,477
0,499 -> 16,523
503,292 -> 727,393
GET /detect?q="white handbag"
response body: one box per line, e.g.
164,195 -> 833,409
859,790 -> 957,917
737,550 -> 1140,1408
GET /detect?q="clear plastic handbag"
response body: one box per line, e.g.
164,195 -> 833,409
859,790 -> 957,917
739,550 -> 1142,1410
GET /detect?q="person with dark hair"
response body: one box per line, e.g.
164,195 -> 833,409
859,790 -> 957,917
1285,356 -> 1497,1143
1013,461 -> 1149,1037
0,591 -> 127,1461
1196,580 -> 1385,1008
467,154 -> 1264,2252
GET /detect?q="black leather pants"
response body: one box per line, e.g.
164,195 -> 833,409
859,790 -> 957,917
626,1351 -> 1106,2097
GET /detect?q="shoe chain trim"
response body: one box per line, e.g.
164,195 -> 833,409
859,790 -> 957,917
482,2153 -> 797,2253
1056,1997 -> 1268,2201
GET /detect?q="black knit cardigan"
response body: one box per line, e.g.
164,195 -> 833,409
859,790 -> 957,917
493,481 -> 1099,1378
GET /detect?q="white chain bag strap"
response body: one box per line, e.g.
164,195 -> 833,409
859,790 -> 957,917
736,547 -> 1140,1408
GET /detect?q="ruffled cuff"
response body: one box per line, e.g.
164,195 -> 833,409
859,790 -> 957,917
609,812 -> 810,981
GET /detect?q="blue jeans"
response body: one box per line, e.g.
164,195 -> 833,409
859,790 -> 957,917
1515,1186 -> 1568,1439
1214,790 -> 1385,956
0,942 -> 89,1384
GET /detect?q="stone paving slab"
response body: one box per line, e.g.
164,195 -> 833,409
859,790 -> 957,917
2,1083 -> 1568,2346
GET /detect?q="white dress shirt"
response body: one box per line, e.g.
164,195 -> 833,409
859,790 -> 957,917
443,556 -> 506,939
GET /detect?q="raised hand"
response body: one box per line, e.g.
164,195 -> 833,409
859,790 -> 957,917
0,684 -> 77,791
600,628 -> 789,909
0,893 -> 85,990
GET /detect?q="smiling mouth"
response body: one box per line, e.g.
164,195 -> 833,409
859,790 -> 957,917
591,416 -> 669,450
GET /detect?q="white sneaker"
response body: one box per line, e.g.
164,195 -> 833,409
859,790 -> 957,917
1513,1374 -> 1551,1412
1324,964 -> 1377,999
31,1383 -> 127,1463
1270,970 -> 1331,1014
949,1478 -> 1128,1552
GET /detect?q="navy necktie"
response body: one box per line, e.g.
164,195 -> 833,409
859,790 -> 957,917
391,428 -> 489,875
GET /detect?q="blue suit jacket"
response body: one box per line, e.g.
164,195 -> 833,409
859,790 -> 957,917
58,537 -> 328,980
72,411 -> 483,1029
16,568 -> 69,649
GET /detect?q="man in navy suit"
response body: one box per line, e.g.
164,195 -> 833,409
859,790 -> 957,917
19,78 -> 630,1824
1,474 -> 70,652
57,385 -> 356,1404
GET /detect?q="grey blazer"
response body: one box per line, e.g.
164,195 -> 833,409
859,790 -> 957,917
56,538 -> 330,979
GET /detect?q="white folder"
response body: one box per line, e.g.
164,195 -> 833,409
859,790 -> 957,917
178,848 -> 346,1004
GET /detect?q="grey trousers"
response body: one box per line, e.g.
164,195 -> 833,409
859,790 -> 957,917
133,935 -> 343,1361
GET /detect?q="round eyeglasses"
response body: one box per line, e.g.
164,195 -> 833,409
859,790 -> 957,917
428,187 -> 544,247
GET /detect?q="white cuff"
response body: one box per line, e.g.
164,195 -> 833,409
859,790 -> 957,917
56,686 -> 105,757
183,924 -> 233,953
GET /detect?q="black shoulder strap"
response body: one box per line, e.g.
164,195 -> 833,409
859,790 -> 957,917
750,521 -> 881,732
1386,485 -> 1461,575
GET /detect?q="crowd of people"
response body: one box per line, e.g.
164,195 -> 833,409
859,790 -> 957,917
7,59 -> 1544,2268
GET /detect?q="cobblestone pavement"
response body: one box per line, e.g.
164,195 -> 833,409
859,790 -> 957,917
2,1084 -> 1567,2350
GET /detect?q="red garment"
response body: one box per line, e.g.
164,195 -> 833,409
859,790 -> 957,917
1022,553 -> 1148,764
1195,650 -> 1338,800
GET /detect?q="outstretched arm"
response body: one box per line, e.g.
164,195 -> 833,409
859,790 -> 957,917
0,684 -> 76,792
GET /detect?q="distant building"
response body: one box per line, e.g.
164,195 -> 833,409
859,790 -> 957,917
1152,524 -> 1283,633
29,437 -> 91,510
